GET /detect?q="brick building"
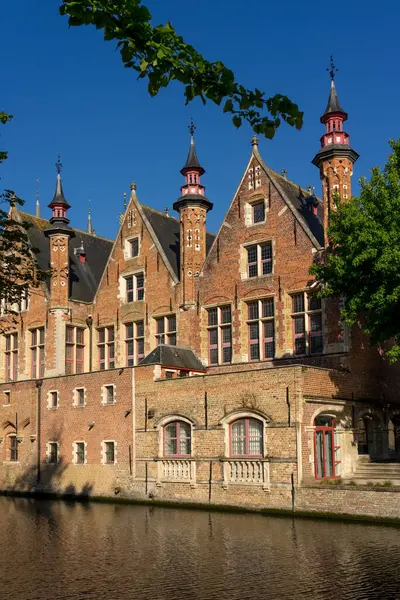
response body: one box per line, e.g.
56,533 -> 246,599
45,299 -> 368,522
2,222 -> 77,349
1,72 -> 400,519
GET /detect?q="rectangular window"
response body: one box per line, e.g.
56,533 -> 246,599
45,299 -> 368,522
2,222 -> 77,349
125,321 -> 145,366
104,385 -> 115,404
5,333 -> 18,382
97,327 -> 115,370
155,315 -> 177,346
50,391 -> 58,409
76,388 -> 85,407
125,273 -> 145,303
3,391 -> 10,405
66,326 -> 85,375
246,242 -> 273,278
48,442 -> 58,464
30,327 -> 45,379
207,305 -> 232,365
129,238 -> 139,258
247,298 -> 275,361
104,441 -> 115,464
75,442 -> 85,465
291,292 -> 323,355
252,201 -> 265,224
9,436 -> 18,462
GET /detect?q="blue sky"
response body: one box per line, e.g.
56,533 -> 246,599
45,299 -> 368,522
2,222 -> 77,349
1,0 -> 399,238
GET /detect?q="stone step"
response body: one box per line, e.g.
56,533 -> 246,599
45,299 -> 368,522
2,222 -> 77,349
355,467 -> 400,474
342,477 -> 400,486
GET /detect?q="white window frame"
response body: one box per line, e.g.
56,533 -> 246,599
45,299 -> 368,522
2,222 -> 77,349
46,440 -> 60,464
101,440 -> 117,465
244,240 -> 273,279
73,387 -> 86,408
47,390 -> 59,410
124,271 -> 145,303
72,440 -> 87,465
124,236 -> 140,260
101,384 -> 116,406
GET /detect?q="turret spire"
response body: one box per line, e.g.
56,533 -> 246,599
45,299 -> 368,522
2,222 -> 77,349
181,119 -> 205,176
87,199 -> 93,234
35,178 -> 40,218
48,155 -> 72,228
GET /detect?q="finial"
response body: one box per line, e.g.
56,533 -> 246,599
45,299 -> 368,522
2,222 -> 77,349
251,135 -> 259,147
281,169 -> 288,179
123,192 -> 127,210
165,207 -> 169,217
189,117 -> 196,138
87,199 -> 93,234
35,178 -> 40,217
55,155 -> 63,175
327,55 -> 338,81
130,181 -> 136,191
306,184 -> 316,195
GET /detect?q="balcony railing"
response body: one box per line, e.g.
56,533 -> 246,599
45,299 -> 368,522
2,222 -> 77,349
157,459 -> 196,484
222,459 -> 269,489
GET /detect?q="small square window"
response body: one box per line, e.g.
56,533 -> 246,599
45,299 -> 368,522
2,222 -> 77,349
129,238 -> 139,258
50,391 -> 58,409
165,371 -> 174,379
3,391 -> 10,405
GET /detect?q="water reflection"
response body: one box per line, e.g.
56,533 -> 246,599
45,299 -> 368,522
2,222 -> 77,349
0,498 -> 399,600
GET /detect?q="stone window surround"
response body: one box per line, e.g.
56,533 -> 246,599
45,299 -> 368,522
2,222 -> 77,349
244,194 -> 268,228
6,432 -> 19,463
73,387 -> 87,408
72,440 -> 87,465
155,415 -> 195,459
46,440 -> 60,464
124,236 -> 140,260
101,440 -> 117,465
240,238 -> 274,281
219,410 -> 269,459
119,269 -> 145,304
47,389 -> 59,410
246,296 -> 276,362
101,383 -> 116,406
204,303 -> 233,366
289,289 -> 324,357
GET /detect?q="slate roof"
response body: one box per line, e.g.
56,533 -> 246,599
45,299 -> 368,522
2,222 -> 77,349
139,344 -> 205,371
266,170 -> 324,247
20,212 -> 113,303
141,205 -> 215,279
322,80 -> 347,120
181,137 -> 205,175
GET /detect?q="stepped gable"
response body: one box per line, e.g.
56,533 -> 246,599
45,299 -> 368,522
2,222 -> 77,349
139,344 -> 205,371
20,212 -> 113,302
141,205 -> 215,279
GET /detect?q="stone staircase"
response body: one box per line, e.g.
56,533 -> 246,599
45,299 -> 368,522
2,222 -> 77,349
344,458 -> 400,486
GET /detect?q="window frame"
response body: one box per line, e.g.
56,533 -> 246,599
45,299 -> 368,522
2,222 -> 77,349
229,417 -> 264,458
206,305 -> 232,366
125,321 -> 145,366
48,390 -> 59,410
5,332 -> 18,382
246,298 -> 275,362
3,390 -> 11,406
66,325 -> 85,375
30,327 -> 45,379
252,200 -> 266,224
101,384 -> 116,405
47,441 -> 59,465
73,387 -> 86,408
124,272 -> 145,303
155,315 -> 177,346
291,292 -> 323,356
246,242 -> 273,278
73,441 -> 86,465
102,440 -> 116,465
163,420 -> 192,458
128,237 -> 139,258
97,327 -> 115,370
8,434 -> 18,462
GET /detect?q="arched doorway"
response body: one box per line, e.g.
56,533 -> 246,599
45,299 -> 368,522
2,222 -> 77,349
314,416 -> 341,479
357,414 -> 384,458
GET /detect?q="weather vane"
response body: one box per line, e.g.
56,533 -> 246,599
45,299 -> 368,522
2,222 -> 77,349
327,55 -> 338,81
56,154 -> 63,174
189,117 -> 196,137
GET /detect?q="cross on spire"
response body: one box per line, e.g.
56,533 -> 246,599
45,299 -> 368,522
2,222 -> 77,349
56,155 -> 63,174
188,117 -> 196,138
327,55 -> 338,81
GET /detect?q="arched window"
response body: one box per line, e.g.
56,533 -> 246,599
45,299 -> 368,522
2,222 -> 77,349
230,418 -> 263,457
164,421 -> 191,457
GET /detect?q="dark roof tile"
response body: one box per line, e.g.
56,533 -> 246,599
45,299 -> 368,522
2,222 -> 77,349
139,345 -> 205,371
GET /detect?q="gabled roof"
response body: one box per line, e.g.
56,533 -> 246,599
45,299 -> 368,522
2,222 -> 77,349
254,147 -> 324,248
20,212 -> 113,303
139,344 -> 205,371
141,205 -> 215,279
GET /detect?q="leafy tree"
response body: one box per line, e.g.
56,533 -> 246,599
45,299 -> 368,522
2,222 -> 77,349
60,0 -> 303,139
0,111 -> 44,321
311,139 -> 400,363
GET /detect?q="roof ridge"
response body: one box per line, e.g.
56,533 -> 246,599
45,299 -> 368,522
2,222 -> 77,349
267,170 -> 322,203
20,211 -> 113,243
141,204 -> 180,223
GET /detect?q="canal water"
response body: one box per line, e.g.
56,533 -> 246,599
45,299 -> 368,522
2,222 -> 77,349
1,498 -> 400,600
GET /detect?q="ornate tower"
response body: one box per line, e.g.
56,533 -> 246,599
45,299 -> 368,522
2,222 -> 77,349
312,57 -> 359,245
44,157 -> 75,376
173,122 -> 213,308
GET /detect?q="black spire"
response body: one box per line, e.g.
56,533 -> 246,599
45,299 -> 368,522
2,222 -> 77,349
180,119 -> 205,176
321,57 -> 347,122
48,156 -> 71,211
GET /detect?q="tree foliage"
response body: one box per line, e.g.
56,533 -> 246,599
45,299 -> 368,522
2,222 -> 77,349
60,0 -> 303,139
311,139 -> 400,362
0,111 -> 44,322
